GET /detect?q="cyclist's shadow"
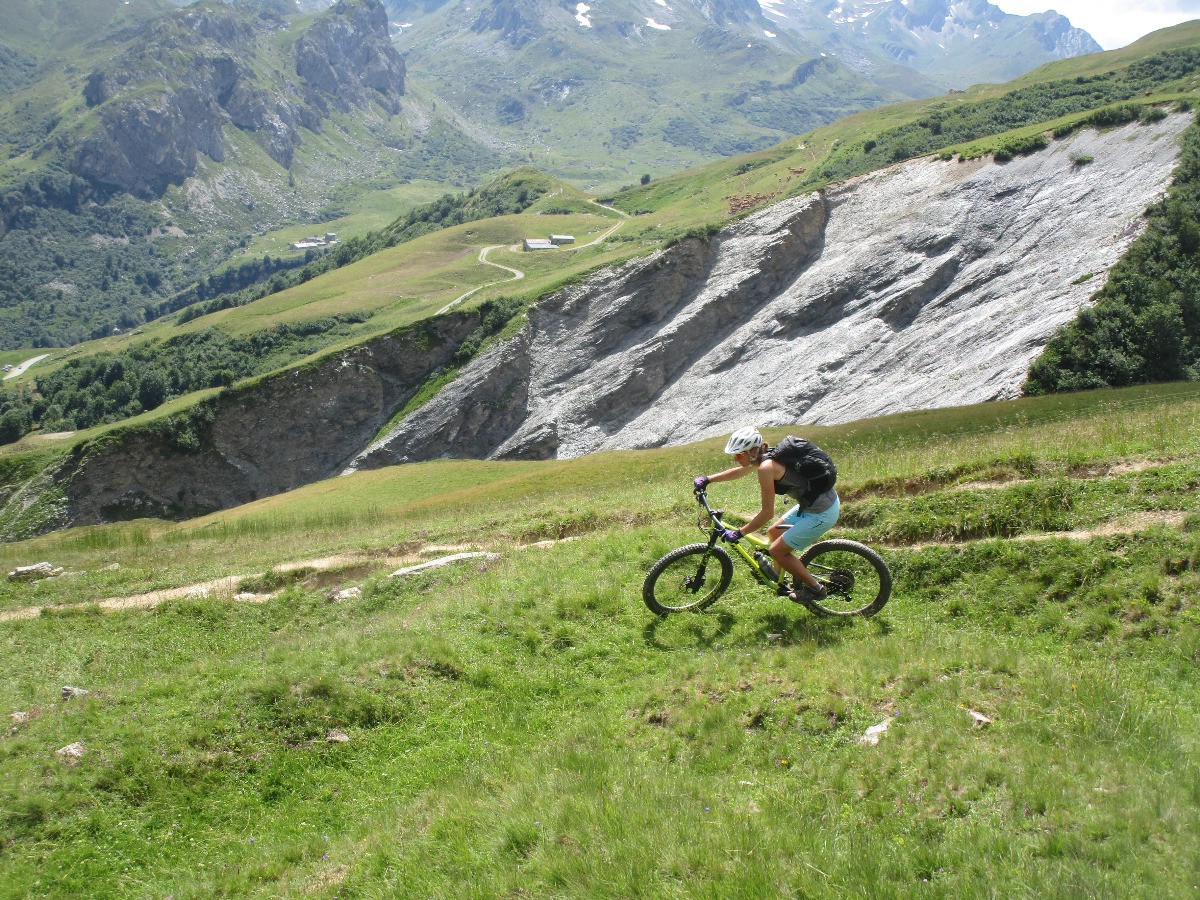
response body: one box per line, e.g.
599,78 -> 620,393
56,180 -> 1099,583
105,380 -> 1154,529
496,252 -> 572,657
642,606 -> 887,652
641,609 -> 736,651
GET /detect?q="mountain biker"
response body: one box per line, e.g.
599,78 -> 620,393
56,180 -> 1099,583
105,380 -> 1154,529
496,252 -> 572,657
692,426 -> 839,603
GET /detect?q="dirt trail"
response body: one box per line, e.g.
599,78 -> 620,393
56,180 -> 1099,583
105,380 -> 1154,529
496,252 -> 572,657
436,245 -> 525,315
0,541 -> 569,623
435,205 -> 627,316
2,510 -> 1189,622
895,510 -> 1188,551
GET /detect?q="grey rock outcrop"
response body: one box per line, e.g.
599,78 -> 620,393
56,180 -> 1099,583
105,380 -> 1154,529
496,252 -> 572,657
350,114 -> 1192,464
296,0 -> 406,114
73,0 -> 403,197
7,562 -> 64,581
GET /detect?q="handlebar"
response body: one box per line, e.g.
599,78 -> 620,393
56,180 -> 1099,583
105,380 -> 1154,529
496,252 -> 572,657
693,488 -> 768,549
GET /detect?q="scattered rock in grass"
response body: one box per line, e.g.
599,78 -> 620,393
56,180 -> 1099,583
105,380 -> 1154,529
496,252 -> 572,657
859,718 -> 894,746
100,563 -> 120,572
966,708 -> 994,728
329,587 -> 362,602
61,685 -> 90,700
8,562 -> 64,582
56,742 -> 86,763
419,544 -> 477,556
9,711 -> 30,730
326,729 -> 350,743
766,633 -> 783,642
388,552 -> 500,578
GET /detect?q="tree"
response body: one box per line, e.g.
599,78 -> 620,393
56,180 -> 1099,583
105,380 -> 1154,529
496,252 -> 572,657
137,371 -> 167,411
0,410 -> 25,444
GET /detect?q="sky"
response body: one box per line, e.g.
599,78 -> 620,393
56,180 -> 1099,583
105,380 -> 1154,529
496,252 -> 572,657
993,1 -> 1200,50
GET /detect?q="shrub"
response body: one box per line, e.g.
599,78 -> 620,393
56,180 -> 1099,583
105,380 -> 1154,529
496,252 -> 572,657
1025,119 -> 1200,394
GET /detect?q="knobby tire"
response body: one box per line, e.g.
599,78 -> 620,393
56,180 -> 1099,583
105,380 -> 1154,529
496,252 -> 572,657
797,539 -> 892,617
642,543 -> 734,615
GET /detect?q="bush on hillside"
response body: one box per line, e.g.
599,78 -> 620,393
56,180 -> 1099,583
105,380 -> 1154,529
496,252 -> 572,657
1024,119 -> 1200,394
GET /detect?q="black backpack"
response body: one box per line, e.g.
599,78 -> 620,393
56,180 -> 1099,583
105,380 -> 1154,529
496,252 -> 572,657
765,436 -> 837,504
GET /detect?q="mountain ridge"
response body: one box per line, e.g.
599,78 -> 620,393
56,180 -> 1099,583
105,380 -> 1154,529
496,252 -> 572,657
0,0 -> 1104,349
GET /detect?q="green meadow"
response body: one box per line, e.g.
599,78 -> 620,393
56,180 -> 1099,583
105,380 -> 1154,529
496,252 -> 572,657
2,383 -> 1199,896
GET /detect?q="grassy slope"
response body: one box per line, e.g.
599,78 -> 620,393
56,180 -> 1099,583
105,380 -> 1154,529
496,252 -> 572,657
0,187 -> 636,426
0,0 -> 169,59
1,383 -> 1199,895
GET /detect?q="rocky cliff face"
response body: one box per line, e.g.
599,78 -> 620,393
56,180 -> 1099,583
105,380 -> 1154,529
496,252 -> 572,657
72,0 -> 404,197
50,311 -> 482,527
296,0 -> 407,114
351,114 -> 1192,465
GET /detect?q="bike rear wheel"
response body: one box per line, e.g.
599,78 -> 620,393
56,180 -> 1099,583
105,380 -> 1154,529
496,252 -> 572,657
643,543 -> 734,615
798,539 -> 891,617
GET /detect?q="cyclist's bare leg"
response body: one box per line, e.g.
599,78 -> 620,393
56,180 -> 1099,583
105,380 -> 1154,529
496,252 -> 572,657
767,523 -> 820,589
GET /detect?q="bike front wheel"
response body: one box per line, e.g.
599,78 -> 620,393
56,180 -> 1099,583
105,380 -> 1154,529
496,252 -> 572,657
642,543 -> 734,615
798,539 -> 892,617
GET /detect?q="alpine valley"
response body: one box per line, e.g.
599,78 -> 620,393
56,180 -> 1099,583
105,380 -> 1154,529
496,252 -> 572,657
1,0 -> 1096,348
6,8 -> 1200,898
4,2 -> 1200,541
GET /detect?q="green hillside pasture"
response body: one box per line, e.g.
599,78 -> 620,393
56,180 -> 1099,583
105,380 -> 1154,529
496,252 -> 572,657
221,180 -> 452,267
227,171 -> 614,270
0,210 -> 633,395
1005,20 -> 1200,86
2,387 -> 1200,895
195,212 -> 638,339
611,29 -> 1200,233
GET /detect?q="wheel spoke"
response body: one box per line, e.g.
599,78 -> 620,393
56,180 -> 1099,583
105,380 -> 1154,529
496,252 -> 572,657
643,544 -> 734,614
799,540 -> 892,617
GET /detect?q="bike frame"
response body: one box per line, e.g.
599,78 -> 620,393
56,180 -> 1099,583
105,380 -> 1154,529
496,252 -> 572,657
694,489 -> 783,589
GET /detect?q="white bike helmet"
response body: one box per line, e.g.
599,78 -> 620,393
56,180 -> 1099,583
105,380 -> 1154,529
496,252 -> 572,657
723,426 -> 763,455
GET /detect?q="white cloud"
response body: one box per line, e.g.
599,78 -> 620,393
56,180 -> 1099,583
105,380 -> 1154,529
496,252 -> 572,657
992,1 -> 1200,49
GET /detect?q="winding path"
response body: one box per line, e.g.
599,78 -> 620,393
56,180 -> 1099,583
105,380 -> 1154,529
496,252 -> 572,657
436,245 -> 524,316
436,204 -> 629,317
3,354 -> 48,380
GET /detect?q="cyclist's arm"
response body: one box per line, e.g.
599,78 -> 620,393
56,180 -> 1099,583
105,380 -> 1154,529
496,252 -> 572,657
705,464 -> 755,484
737,461 -> 780,536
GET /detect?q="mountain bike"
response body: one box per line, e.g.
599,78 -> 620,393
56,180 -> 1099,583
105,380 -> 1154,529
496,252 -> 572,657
642,488 -> 892,618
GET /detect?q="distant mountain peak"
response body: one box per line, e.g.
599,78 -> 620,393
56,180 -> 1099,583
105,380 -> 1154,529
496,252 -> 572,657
759,0 -> 1101,87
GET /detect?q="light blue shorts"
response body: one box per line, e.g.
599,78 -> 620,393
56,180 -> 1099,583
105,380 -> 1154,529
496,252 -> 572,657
777,492 -> 840,551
